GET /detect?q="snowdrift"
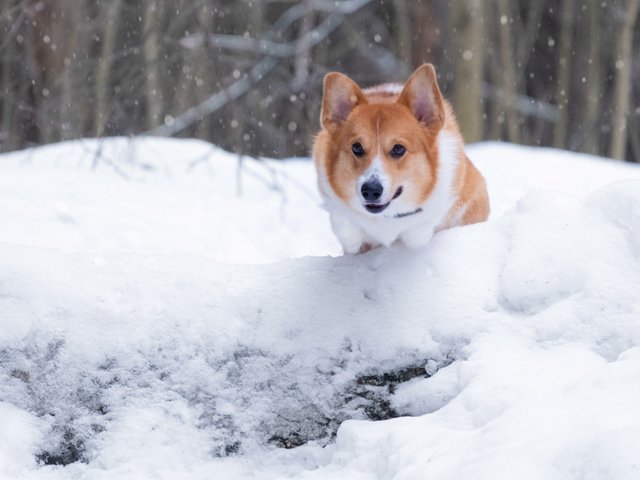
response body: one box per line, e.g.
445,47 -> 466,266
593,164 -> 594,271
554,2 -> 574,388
1,138 -> 640,479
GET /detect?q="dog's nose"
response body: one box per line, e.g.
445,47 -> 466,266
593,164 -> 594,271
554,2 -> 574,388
361,180 -> 384,202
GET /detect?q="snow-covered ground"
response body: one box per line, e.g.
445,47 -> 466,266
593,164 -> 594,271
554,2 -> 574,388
1,137 -> 640,479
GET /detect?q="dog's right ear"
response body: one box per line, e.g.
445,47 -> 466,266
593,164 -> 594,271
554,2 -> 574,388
321,73 -> 367,130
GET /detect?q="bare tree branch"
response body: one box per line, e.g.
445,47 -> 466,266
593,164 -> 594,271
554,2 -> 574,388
149,0 -> 374,137
482,82 -> 558,121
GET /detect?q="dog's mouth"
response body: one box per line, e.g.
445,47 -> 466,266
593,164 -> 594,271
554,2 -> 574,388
364,186 -> 403,214
365,202 -> 389,214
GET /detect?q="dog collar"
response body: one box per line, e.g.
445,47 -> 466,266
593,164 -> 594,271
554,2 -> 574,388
389,186 -> 423,218
393,208 -> 423,219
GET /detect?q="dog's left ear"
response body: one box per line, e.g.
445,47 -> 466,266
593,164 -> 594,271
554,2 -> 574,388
397,64 -> 445,133
321,72 -> 367,131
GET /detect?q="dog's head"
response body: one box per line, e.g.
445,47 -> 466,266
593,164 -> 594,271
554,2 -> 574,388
319,64 -> 447,217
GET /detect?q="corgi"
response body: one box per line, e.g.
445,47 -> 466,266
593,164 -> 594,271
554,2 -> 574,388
313,63 -> 489,254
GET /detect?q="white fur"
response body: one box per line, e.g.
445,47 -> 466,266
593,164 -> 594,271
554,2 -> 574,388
318,131 -> 460,252
357,154 -> 392,204
363,83 -> 404,96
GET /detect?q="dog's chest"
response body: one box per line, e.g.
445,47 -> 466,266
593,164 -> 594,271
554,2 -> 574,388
326,197 -> 432,246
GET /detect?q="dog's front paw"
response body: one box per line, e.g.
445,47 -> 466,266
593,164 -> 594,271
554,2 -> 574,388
358,242 -> 376,254
330,214 -> 365,254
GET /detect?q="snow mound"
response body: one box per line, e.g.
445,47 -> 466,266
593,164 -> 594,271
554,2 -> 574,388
0,137 -> 340,264
1,138 -> 640,479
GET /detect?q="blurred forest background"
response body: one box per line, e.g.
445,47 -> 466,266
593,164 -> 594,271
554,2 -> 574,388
0,0 -> 639,161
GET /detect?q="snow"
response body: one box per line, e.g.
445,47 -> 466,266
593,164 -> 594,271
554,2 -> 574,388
0,137 -> 338,264
1,137 -> 640,479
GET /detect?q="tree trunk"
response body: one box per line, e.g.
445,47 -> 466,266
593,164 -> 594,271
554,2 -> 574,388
453,0 -> 484,143
496,0 -> 520,143
24,3 -> 54,145
608,0 -> 640,160
292,0 -> 315,92
143,0 -> 164,130
58,0 -> 78,139
392,0 -> 412,68
1,0 -> 17,151
516,0 -> 545,66
195,3 -> 216,139
553,0 -> 575,149
629,112 -> 640,162
95,0 -> 122,137
581,0 -> 603,154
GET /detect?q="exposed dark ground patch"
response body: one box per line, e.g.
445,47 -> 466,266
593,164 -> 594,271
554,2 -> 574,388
0,338 -> 456,465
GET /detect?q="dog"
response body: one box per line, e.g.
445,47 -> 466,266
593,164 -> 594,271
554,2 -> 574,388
313,63 -> 490,253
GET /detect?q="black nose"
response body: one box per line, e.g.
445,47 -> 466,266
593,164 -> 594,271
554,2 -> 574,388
361,180 -> 384,202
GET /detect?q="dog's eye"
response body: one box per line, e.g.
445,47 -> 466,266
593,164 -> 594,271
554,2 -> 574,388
352,143 -> 365,157
391,144 -> 406,158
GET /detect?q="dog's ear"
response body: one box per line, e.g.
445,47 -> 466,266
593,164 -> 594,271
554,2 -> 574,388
397,64 -> 445,133
321,72 -> 367,130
